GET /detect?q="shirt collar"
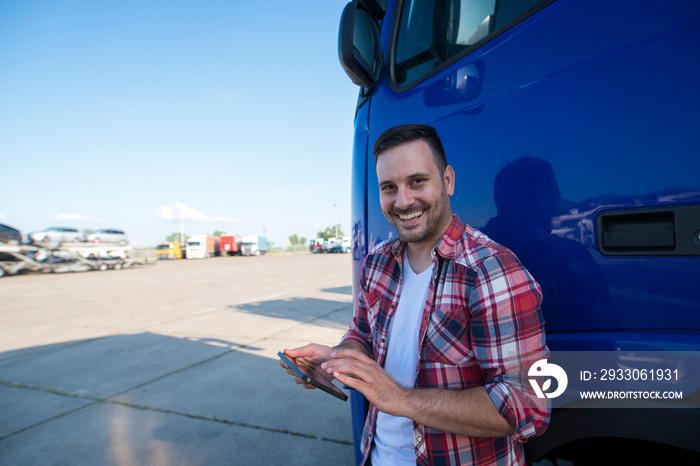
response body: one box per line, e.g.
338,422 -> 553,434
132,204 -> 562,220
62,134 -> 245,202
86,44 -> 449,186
434,214 -> 465,261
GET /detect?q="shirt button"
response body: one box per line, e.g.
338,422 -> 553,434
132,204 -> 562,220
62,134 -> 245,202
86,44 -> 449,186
381,338 -> 386,343
416,435 -> 423,443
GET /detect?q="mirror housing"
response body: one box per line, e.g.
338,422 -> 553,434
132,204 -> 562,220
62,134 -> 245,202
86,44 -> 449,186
338,1 -> 383,88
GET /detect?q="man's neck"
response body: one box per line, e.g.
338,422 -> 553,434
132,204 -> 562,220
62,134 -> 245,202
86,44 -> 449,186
404,214 -> 453,274
405,244 -> 434,274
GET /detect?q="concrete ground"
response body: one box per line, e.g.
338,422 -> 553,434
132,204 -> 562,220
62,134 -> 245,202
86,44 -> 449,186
0,253 -> 358,465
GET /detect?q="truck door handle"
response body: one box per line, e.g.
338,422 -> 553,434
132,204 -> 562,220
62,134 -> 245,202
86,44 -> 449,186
597,206 -> 700,256
602,212 -> 674,249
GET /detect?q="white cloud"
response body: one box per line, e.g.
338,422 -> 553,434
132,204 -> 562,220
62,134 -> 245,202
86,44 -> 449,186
57,213 -> 103,222
155,202 -> 239,224
155,206 -> 178,222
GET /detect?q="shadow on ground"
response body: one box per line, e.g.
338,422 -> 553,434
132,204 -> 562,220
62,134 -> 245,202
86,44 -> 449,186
322,286 -> 353,295
232,296 -> 351,324
0,332 -> 354,465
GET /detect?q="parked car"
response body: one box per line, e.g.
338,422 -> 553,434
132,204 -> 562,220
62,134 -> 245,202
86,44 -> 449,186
0,223 -> 22,245
86,229 -> 129,245
28,227 -> 84,243
0,223 -> 23,263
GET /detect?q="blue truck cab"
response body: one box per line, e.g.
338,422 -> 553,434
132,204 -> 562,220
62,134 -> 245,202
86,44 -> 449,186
338,0 -> 700,463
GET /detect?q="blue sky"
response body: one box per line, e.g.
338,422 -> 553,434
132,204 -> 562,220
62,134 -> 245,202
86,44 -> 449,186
0,0 -> 359,247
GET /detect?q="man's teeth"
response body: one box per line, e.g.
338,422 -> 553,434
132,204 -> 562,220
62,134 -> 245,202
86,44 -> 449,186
399,211 -> 423,220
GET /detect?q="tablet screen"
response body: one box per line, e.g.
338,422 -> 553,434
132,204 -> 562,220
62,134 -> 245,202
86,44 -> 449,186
278,351 -> 348,401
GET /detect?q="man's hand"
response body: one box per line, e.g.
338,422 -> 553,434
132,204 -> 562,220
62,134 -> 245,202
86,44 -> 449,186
324,348 -> 514,438
322,348 -> 407,417
279,343 -> 333,390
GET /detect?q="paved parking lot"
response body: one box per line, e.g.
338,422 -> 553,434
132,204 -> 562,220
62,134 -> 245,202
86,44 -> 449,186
0,253 -> 357,465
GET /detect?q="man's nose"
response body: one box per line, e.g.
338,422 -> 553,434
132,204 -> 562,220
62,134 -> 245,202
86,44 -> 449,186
396,185 -> 414,210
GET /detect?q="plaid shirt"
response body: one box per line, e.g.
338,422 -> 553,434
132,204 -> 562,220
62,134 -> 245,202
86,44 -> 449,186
343,215 -> 550,466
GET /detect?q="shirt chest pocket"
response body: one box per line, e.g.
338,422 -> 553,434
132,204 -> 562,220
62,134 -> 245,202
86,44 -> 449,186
360,290 -> 397,360
423,305 -> 474,366
359,290 -> 382,336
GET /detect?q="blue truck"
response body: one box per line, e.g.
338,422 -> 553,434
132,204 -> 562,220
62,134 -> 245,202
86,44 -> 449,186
338,0 -> 700,463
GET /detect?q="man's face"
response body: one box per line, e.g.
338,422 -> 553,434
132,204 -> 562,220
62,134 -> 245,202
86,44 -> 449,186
376,140 -> 454,248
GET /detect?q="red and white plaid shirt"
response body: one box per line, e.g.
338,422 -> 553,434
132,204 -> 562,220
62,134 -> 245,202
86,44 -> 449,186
343,215 -> 550,465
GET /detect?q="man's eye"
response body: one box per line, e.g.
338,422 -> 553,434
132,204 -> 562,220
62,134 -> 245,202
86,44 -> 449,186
381,185 -> 396,192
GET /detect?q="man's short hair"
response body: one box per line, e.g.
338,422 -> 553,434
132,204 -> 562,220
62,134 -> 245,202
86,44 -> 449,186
373,124 -> 448,174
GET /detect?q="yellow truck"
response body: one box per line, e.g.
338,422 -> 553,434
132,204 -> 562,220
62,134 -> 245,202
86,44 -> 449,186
156,241 -> 185,259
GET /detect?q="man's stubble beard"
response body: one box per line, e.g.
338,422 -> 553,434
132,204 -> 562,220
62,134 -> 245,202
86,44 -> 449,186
387,185 -> 452,246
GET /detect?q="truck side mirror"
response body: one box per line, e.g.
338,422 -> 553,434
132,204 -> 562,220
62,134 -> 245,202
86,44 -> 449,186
338,1 -> 383,88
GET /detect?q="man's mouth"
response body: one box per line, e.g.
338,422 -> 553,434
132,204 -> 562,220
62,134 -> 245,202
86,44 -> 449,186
398,211 -> 423,221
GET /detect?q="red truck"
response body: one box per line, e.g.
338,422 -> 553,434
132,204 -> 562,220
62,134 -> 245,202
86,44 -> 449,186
220,234 -> 242,256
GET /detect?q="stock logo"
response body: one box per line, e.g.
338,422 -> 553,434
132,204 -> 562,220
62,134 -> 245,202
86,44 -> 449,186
528,359 -> 568,399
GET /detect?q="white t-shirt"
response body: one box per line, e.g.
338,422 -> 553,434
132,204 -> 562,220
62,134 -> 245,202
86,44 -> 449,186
371,251 -> 434,466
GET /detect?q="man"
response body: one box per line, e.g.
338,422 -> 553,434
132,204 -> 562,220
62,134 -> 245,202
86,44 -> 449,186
281,124 -> 549,465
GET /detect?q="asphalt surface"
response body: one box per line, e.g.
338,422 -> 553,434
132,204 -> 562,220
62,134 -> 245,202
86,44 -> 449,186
0,253 -> 357,465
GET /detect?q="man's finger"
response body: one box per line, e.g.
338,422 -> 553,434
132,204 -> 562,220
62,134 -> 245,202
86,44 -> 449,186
330,348 -> 374,364
333,370 -> 367,392
327,359 -> 377,385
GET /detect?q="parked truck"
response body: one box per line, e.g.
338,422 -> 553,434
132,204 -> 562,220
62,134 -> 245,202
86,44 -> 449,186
309,238 -> 324,254
0,242 -> 141,276
334,236 -> 351,254
322,237 -> 338,253
186,235 -> 219,259
241,235 -> 268,256
339,0 -> 700,464
156,241 -> 185,259
220,234 -> 242,256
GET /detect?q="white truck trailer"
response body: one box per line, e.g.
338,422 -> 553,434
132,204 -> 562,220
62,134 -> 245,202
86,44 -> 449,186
186,235 -> 220,259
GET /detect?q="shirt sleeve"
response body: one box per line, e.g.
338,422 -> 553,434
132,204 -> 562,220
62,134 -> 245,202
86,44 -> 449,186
468,250 -> 550,441
341,258 -> 374,355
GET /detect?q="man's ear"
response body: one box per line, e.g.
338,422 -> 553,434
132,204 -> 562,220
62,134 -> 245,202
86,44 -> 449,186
444,165 -> 455,196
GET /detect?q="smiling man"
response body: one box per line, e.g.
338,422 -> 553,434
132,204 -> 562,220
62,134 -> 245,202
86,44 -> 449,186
281,124 -> 549,465
376,130 -> 454,274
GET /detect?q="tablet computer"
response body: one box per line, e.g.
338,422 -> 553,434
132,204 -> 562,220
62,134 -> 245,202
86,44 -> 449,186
278,351 -> 348,401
